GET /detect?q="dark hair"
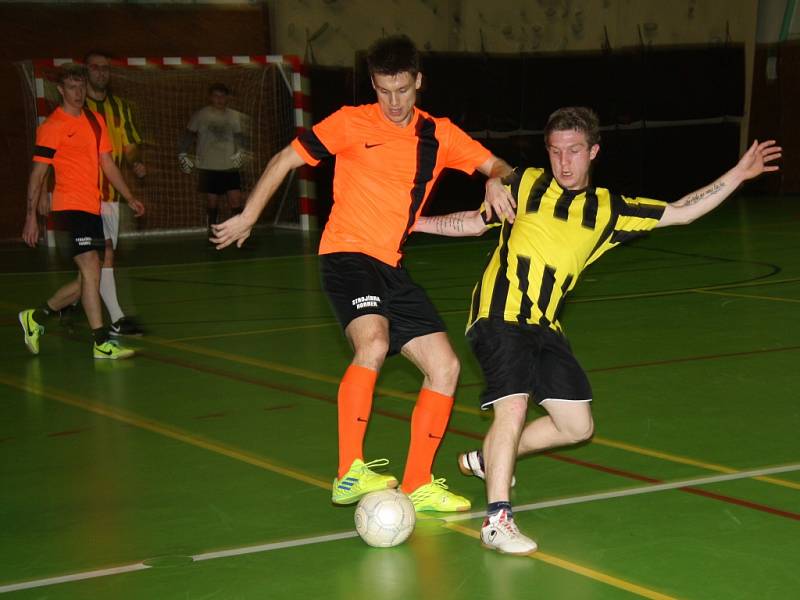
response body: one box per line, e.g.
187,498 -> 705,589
83,50 -> 113,64
366,34 -> 420,77
544,107 -> 601,147
209,83 -> 231,95
57,63 -> 88,86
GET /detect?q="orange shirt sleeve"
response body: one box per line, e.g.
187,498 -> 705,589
440,119 -> 492,174
291,108 -> 351,166
32,119 -> 62,165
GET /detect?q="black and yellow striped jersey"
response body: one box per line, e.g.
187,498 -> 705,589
85,93 -> 142,202
468,167 -> 666,333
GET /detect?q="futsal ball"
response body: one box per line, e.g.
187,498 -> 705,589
354,489 -> 416,548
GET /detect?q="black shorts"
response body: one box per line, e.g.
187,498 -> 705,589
50,210 -> 104,258
320,252 -> 447,356
198,169 -> 241,195
467,318 -> 593,409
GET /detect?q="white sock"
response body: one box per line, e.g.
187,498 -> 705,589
100,267 -> 125,323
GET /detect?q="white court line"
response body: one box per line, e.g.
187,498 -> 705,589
439,462 -> 800,523
2,462 -> 798,594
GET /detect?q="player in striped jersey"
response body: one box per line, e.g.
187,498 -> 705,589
414,107 -> 781,555
85,51 -> 146,336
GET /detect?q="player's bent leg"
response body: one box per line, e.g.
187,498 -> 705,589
515,399 -> 593,456
331,314 -> 393,504
398,333 -> 468,511
540,398 -> 594,446
400,331 -> 460,396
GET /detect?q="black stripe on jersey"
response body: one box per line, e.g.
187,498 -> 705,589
536,265 -> 557,328
469,246 -> 499,324
585,192 -> 625,265
620,198 -> 666,220
554,190 -> 578,221
488,220 -> 513,319
34,145 -> 56,159
552,273 -> 574,323
507,169 -> 523,200
582,187 -> 599,229
610,229 -> 648,244
108,94 -> 122,125
399,116 -> 439,254
515,255 -> 533,324
525,172 -> 552,214
297,130 -> 333,161
119,97 -> 138,143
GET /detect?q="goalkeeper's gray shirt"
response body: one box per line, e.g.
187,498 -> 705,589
187,106 -> 243,171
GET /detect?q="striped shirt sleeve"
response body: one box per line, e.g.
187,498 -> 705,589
291,108 -> 348,166
610,196 -> 667,244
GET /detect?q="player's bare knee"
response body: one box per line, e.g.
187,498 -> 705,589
430,353 -> 460,390
562,414 -> 594,444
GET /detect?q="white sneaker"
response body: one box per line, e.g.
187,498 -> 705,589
458,450 -> 516,487
480,509 -> 538,555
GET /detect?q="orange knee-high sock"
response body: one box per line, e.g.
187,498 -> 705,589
402,388 -> 455,492
337,364 -> 378,478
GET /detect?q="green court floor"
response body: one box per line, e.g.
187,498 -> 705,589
1,195 -> 798,599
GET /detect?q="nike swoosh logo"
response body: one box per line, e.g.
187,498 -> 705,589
428,433 -> 443,440
364,143 -> 384,149
67,133 -> 76,138
96,347 -> 113,356
357,417 -> 369,423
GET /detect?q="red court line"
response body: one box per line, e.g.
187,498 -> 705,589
137,349 -> 800,522
549,454 -> 800,521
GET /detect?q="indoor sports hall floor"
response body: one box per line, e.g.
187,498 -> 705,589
1,194 -> 798,599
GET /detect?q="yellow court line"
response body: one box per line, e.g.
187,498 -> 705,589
693,289 -> 800,304
593,437 -> 800,491
444,522 -> 680,600
0,374 -> 330,491
139,335 -> 800,491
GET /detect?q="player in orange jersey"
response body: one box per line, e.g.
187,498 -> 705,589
20,63 -> 144,360
213,35 -> 516,512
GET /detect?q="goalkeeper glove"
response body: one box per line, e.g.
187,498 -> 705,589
178,153 -> 194,174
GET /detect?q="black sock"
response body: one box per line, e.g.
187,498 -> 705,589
487,501 -> 513,518
93,327 -> 109,345
33,303 -> 56,323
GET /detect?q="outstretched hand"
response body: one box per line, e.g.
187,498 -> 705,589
736,140 -> 781,181
211,214 -> 252,249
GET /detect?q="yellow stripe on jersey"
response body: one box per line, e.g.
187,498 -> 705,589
468,167 -> 666,333
85,94 -> 142,202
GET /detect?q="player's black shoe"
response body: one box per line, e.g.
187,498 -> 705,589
109,316 -> 145,337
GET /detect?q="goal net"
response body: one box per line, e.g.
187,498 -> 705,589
21,55 -> 315,235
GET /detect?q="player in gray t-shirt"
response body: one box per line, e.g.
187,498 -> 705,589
178,83 -> 248,238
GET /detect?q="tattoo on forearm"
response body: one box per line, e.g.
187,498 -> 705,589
435,215 -> 465,234
684,181 -> 725,206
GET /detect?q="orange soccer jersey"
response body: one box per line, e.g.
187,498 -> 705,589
292,104 -> 492,266
33,107 -> 112,215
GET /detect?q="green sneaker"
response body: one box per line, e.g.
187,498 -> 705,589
405,476 -> 471,512
93,339 -> 135,360
19,309 -> 44,355
332,458 -> 398,505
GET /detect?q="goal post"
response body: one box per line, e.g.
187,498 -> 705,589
26,54 -> 316,236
